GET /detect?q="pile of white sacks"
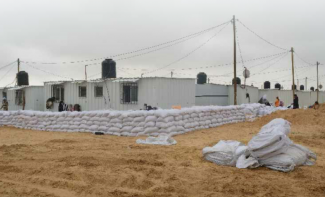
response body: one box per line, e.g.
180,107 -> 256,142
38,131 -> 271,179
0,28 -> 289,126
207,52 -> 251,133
203,118 -> 317,172
0,104 -> 285,137
241,103 -> 288,121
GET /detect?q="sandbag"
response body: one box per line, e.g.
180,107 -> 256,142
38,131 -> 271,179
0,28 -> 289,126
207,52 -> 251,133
136,134 -> 177,146
202,140 -> 246,166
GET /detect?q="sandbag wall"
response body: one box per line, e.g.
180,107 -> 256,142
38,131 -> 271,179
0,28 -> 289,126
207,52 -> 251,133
0,105 -> 249,136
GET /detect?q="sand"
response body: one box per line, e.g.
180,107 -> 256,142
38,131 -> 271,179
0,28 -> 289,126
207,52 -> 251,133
0,107 -> 325,197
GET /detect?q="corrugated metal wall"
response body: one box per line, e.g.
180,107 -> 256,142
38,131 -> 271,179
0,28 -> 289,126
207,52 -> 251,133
7,87 -> 44,111
258,89 -> 325,108
195,84 -> 228,106
228,85 -> 259,105
44,78 -> 196,111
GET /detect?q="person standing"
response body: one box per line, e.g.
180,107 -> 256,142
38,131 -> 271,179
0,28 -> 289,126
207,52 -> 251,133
0,98 -> 8,111
293,94 -> 299,109
275,97 -> 280,107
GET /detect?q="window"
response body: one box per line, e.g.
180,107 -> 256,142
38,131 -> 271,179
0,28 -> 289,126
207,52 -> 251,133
94,86 -> 103,97
2,91 -> 7,99
15,90 -> 24,105
52,85 -> 64,102
121,83 -> 138,104
79,86 -> 87,97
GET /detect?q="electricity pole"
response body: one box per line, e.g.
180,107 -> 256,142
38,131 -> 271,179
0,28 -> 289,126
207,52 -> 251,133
317,61 -> 319,102
85,65 -> 88,80
17,58 -> 20,73
233,15 -> 237,105
291,47 -> 295,99
305,77 -> 307,91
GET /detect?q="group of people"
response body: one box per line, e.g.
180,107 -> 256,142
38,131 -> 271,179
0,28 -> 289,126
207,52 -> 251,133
270,94 -> 319,110
58,101 -> 81,112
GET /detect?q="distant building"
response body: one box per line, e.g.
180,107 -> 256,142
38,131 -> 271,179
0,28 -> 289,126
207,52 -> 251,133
44,77 -> 196,111
5,86 -> 44,111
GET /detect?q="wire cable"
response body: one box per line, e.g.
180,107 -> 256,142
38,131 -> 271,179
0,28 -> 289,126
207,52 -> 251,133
24,63 -> 73,80
0,60 -> 17,71
0,63 -> 17,83
237,19 -> 288,51
142,22 -> 231,76
21,20 -> 231,65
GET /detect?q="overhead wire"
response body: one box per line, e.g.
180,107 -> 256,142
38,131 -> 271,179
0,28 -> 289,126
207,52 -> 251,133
21,20 -> 231,65
24,63 -> 74,80
142,21 -> 231,76
0,60 -> 17,71
237,19 -> 288,51
0,62 -> 17,83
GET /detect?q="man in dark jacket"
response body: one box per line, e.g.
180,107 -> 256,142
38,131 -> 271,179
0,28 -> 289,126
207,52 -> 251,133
293,94 -> 299,109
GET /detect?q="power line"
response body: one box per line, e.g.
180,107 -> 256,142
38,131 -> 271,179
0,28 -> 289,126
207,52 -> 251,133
175,51 -> 288,73
253,52 -> 289,74
237,19 -> 288,51
294,52 -> 315,66
0,62 -> 16,83
20,20 -> 231,65
142,22 -> 231,76
0,60 -> 17,71
24,63 -> 73,80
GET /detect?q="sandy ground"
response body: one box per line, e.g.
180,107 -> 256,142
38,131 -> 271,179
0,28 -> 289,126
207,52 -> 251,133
0,108 -> 325,197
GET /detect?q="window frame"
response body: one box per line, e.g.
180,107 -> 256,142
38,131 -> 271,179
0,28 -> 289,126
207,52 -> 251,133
120,83 -> 138,104
15,90 -> 24,105
79,86 -> 87,98
51,85 -> 64,102
94,86 -> 103,97
2,91 -> 7,99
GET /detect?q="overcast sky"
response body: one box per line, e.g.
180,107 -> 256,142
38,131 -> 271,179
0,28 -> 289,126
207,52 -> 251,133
1,0 -> 324,89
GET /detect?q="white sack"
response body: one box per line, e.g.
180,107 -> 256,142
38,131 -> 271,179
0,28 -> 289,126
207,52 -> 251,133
136,134 -> 177,146
202,140 -> 246,166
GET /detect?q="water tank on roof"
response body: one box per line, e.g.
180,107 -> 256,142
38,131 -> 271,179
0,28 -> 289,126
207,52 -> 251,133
275,83 -> 281,90
232,77 -> 241,85
264,81 -> 271,89
102,59 -> 116,79
310,87 -> 315,91
300,85 -> 304,91
197,72 -> 207,84
17,71 -> 29,86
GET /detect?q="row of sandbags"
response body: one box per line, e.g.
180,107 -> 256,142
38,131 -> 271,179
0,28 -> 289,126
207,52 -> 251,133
0,105 -> 247,136
202,119 -> 317,172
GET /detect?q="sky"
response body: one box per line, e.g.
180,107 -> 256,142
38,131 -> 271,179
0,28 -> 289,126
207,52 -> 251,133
0,0 -> 324,90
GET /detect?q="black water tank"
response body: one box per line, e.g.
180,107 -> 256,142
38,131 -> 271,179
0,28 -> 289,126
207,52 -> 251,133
310,87 -> 315,91
264,81 -> 271,89
300,85 -> 304,90
232,77 -> 241,85
275,83 -> 281,90
197,72 -> 207,84
102,59 -> 116,79
17,71 -> 29,86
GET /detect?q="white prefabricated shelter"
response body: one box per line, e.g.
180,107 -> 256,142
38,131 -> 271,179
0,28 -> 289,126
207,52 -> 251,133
195,83 -> 325,108
6,86 -> 45,111
0,88 -> 8,100
195,84 -> 228,106
44,77 -> 195,111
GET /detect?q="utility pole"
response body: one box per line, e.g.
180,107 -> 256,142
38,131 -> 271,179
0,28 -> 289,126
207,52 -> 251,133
233,15 -> 237,105
291,47 -> 295,99
85,65 -> 88,80
17,58 -> 20,73
171,71 -> 173,78
305,77 -> 307,91
317,61 -> 319,102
